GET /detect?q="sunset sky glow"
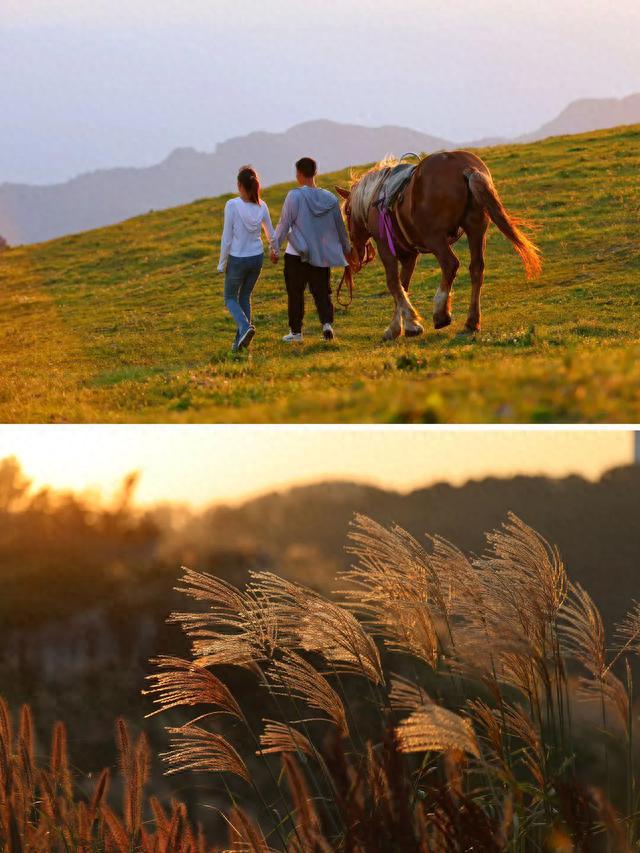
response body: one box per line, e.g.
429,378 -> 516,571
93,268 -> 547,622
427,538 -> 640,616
0,427 -> 633,508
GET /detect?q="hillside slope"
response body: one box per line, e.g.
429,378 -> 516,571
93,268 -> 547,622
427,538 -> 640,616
0,124 -> 639,423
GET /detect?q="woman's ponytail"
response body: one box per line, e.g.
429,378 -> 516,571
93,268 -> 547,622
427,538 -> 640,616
237,166 -> 261,205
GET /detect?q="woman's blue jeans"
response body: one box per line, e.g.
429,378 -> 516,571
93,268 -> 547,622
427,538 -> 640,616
224,253 -> 263,344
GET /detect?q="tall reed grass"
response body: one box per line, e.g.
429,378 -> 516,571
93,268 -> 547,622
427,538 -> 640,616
0,701 -> 206,851
144,513 -> 640,850
3,513 -> 639,851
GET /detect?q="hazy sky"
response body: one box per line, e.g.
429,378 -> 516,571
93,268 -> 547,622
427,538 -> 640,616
3,0 -> 639,184
0,427 -> 634,508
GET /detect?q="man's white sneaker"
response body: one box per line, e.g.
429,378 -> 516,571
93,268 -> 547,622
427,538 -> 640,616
322,323 -> 334,341
282,331 -> 303,343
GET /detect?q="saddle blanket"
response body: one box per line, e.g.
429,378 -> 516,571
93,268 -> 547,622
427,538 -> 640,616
379,163 -> 416,209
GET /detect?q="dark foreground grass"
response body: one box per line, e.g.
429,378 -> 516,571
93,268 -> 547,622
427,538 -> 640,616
0,124 -> 639,422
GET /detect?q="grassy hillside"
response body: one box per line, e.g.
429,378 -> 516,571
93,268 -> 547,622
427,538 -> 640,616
1,124 -> 639,422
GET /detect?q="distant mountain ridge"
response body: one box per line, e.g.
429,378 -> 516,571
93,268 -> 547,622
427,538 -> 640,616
518,93 -> 640,142
1,92 -> 639,246
176,465 -> 640,628
0,120 -> 452,246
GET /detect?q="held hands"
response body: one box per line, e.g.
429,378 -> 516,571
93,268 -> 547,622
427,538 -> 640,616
270,249 -> 279,264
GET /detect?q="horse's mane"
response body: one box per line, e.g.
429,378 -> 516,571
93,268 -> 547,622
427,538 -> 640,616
348,155 -> 400,227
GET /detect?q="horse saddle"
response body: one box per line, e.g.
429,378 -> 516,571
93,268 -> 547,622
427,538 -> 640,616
372,163 -> 418,256
378,163 -> 417,210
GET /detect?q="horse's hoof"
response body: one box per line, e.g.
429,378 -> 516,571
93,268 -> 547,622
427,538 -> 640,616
405,323 -> 424,338
462,323 -> 480,335
433,314 -> 452,330
383,327 -> 401,341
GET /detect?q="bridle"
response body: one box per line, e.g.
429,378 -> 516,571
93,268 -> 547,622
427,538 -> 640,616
336,199 -> 376,307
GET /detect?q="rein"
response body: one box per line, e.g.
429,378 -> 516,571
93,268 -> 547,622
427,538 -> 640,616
336,241 -> 375,307
336,266 -> 354,307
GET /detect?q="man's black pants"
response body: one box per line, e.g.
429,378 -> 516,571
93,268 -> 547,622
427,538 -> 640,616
284,254 -> 333,334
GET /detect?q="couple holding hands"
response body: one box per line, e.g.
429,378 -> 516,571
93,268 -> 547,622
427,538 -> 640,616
217,157 -> 352,352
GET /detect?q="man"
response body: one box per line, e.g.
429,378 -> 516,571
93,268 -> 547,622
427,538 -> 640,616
273,157 -> 352,342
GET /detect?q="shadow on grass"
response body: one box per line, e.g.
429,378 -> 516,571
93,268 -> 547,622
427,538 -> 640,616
88,365 -> 165,388
572,323 -> 614,339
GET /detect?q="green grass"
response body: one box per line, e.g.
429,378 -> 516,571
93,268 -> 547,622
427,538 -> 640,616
1,124 -> 639,423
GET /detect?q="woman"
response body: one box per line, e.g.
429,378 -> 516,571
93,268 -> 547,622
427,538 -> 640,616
217,166 -> 278,351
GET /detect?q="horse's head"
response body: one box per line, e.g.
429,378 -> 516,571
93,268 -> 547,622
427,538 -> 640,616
336,185 -> 375,273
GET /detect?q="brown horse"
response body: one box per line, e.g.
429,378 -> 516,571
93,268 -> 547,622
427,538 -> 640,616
336,151 -> 541,340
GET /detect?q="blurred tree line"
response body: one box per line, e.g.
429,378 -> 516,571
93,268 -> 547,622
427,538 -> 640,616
0,458 -> 160,624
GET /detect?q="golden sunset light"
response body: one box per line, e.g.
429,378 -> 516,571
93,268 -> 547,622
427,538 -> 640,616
0,426 -> 634,506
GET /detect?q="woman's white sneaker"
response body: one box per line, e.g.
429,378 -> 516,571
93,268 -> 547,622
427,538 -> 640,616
237,325 -> 255,350
282,331 -> 303,342
322,323 -> 334,340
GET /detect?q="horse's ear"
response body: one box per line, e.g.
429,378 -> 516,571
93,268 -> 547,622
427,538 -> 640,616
335,186 -> 350,200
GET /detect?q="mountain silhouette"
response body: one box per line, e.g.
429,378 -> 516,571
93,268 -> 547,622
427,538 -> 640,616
1,93 -> 639,246
518,92 -> 640,142
0,120 -> 451,246
170,466 -> 640,629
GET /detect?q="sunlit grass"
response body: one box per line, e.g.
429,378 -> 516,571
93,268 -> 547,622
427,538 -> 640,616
0,125 -> 639,422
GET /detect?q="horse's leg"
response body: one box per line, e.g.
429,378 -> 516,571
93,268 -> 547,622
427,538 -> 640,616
399,250 -> 418,293
399,251 -> 418,293
377,240 -> 421,340
432,242 -> 460,330
464,221 -> 488,333
379,247 -> 403,340
398,252 -> 423,336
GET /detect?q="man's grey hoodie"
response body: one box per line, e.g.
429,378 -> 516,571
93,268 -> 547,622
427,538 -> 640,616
274,186 -> 351,268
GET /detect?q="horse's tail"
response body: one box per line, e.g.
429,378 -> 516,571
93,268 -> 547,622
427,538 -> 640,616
463,168 -> 542,279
